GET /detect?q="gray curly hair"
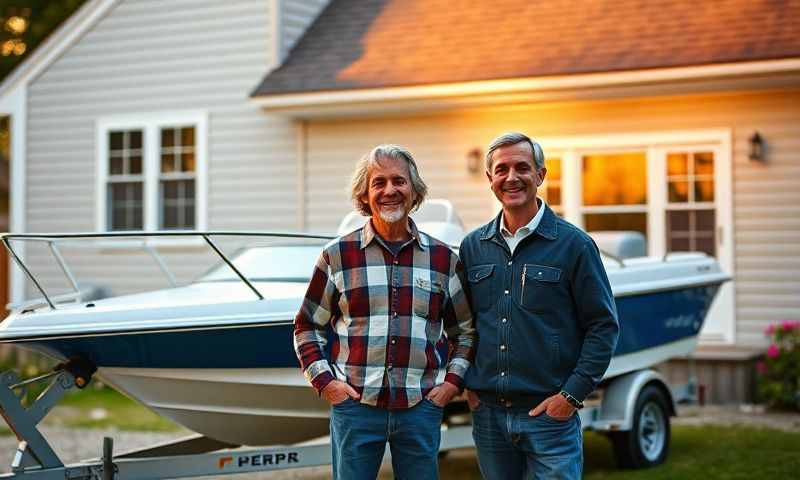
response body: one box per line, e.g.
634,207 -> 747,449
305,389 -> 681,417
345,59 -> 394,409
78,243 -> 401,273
350,144 -> 428,216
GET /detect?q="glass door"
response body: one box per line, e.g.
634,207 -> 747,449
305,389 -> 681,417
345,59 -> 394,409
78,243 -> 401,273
656,146 -> 732,342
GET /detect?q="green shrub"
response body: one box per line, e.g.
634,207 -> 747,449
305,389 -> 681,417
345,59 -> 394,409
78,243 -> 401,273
757,320 -> 800,411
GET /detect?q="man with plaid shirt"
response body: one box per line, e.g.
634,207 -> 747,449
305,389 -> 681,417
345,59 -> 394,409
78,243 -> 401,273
294,144 -> 475,479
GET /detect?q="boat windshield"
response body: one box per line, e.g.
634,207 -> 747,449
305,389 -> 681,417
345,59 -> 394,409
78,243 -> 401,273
198,245 -> 322,283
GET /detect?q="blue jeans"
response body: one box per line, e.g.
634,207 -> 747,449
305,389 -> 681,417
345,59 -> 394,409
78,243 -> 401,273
471,403 -> 582,479
330,397 -> 444,479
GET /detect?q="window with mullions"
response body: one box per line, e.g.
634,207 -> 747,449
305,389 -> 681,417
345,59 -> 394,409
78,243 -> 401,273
98,113 -> 205,232
107,130 -> 144,230
666,151 -> 716,255
159,127 -> 196,229
581,152 -> 648,238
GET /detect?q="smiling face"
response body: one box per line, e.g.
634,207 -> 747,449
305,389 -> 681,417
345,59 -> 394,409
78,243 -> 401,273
361,156 -> 416,225
486,141 -> 546,213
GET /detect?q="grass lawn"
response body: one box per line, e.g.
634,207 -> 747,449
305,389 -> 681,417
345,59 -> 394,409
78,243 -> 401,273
581,427 -> 800,479
46,386 -> 181,432
434,426 -> 800,479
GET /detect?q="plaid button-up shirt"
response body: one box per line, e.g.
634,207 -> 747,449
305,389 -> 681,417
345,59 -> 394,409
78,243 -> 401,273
293,219 -> 475,409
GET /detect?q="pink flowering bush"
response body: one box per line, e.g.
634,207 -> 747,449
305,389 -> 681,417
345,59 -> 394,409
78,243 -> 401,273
757,320 -> 800,410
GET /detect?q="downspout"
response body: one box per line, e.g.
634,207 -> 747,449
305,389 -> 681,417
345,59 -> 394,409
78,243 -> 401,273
4,85 -> 26,305
296,119 -> 307,231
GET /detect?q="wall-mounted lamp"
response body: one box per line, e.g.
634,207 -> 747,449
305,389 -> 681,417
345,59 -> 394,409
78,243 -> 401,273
749,132 -> 765,163
466,148 -> 482,174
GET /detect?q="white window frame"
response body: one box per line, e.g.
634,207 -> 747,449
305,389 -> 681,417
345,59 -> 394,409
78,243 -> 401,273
532,129 -> 735,344
95,111 -> 208,233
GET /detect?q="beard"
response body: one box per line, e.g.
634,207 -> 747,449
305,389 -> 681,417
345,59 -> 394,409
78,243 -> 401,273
379,206 -> 407,224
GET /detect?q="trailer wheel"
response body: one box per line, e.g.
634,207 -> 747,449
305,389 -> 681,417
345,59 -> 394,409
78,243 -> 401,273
610,385 -> 671,469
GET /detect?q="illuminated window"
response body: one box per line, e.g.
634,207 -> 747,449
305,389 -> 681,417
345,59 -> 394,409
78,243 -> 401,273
667,152 -> 714,203
666,151 -> 715,255
543,157 -> 562,213
582,152 -> 647,206
581,152 -> 648,238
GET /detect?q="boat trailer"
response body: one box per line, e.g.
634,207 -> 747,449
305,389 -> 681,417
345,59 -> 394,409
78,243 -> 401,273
0,366 -> 476,479
0,364 -> 696,478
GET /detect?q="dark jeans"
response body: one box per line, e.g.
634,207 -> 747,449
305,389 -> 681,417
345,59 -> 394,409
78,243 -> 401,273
471,403 -> 582,479
330,397 -> 444,479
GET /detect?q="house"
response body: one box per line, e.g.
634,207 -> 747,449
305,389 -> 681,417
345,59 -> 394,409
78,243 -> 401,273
1,0 -> 798,403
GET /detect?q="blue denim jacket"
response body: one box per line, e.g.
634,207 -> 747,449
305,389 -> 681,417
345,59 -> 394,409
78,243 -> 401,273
460,205 -> 619,405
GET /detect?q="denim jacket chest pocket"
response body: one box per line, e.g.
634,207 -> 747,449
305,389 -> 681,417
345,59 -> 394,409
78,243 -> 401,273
467,264 -> 495,314
520,264 -> 563,313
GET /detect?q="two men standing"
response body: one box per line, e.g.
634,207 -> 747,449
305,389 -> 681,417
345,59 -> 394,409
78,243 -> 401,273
294,133 -> 618,479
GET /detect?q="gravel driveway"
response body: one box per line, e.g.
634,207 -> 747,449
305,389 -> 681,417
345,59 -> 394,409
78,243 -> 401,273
0,426 -> 451,479
2,406 -> 797,479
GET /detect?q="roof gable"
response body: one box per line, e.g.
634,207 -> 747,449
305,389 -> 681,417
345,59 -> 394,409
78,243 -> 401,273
252,0 -> 800,96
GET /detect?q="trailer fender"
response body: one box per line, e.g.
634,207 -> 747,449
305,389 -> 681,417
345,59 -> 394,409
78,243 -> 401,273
592,369 -> 676,432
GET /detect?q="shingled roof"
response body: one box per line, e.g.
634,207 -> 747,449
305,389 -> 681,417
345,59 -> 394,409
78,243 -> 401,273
252,0 -> 800,97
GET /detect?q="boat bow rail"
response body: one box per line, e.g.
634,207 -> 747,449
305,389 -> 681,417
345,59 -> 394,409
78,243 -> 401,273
0,231 -> 333,312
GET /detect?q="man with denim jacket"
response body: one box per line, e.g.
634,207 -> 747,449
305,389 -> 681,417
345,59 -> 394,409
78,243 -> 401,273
460,132 -> 619,479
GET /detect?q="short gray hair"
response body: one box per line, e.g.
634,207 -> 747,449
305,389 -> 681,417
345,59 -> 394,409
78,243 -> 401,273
485,132 -> 545,172
350,144 -> 428,216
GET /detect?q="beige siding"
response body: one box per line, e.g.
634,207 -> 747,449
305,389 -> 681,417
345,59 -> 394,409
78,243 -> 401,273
24,0 -> 297,296
305,88 -> 800,348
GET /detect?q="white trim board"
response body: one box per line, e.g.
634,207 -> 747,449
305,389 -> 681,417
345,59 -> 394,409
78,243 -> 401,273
0,84 -> 27,305
252,59 -> 800,115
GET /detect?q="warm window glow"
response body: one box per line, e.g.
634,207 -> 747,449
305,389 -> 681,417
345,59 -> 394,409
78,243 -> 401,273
667,151 -> 714,203
544,157 -> 561,207
665,151 -> 716,256
581,152 -> 648,238
582,152 -> 647,206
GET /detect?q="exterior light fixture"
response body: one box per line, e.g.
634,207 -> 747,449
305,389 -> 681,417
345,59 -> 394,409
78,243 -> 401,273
749,132 -> 765,163
466,148 -> 482,174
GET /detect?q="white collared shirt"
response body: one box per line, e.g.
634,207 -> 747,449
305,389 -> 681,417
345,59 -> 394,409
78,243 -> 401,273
501,198 -> 546,254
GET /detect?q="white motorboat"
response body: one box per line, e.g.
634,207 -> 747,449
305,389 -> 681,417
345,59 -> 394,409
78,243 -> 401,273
0,203 -> 729,446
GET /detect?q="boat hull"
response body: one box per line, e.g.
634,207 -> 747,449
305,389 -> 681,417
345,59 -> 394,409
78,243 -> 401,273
99,367 -> 330,446
12,283 -> 722,445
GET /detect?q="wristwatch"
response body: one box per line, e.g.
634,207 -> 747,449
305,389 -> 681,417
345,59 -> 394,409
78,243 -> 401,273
559,390 -> 584,410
